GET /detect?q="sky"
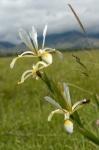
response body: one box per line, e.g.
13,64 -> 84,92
0,0 -> 99,43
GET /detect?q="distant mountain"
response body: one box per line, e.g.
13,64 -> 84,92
44,31 -> 99,49
0,41 -> 15,49
0,30 -> 99,55
0,42 -> 26,56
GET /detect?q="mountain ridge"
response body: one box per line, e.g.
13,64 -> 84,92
0,30 -> 99,55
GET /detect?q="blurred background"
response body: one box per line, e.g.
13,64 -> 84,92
0,0 -> 99,56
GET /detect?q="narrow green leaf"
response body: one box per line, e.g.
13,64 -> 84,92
78,127 -> 99,145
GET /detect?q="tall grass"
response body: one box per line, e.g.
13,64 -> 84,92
0,51 -> 99,149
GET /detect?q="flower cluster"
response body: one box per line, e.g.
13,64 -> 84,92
10,25 -> 62,84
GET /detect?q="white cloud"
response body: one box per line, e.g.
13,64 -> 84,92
0,0 -> 99,43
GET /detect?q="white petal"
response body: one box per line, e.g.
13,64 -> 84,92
30,26 -> 38,50
36,61 -> 48,70
62,83 -> 72,108
64,120 -> 73,134
19,28 -> 33,50
43,48 -> 63,59
19,51 -> 35,57
42,25 -> 47,49
18,70 -> 32,84
10,57 -> 18,69
48,109 -> 64,122
44,96 -> 62,109
10,51 -> 35,69
72,99 -> 90,112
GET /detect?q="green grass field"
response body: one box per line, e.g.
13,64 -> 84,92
0,50 -> 99,150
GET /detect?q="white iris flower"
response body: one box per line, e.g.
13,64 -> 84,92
10,25 -> 62,69
44,83 -> 90,134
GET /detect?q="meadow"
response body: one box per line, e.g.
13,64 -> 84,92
0,50 -> 99,150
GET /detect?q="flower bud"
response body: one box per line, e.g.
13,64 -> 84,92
64,120 -> 73,134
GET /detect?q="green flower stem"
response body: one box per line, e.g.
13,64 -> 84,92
78,127 -> 99,145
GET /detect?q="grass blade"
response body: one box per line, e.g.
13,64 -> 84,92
68,4 -> 86,33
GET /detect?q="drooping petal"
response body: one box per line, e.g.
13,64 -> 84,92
42,25 -> 47,49
62,83 -> 72,109
30,26 -> 38,50
19,28 -> 34,50
44,48 -> 63,59
43,48 -> 55,52
72,99 -> 90,112
18,70 -> 32,84
64,120 -> 73,134
44,96 -> 62,109
48,109 -> 64,122
10,51 -> 35,69
19,51 -> 35,57
10,57 -> 18,69
36,61 -> 48,70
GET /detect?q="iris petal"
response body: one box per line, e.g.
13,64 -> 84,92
44,96 -> 62,109
18,70 -> 32,84
48,109 -> 64,122
42,25 -> 47,49
19,28 -> 33,50
30,26 -> 38,50
10,51 -> 35,69
72,99 -> 90,112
